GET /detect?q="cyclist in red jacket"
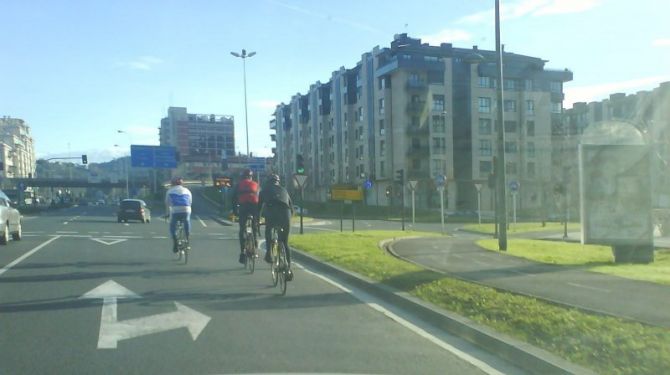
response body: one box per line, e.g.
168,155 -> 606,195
231,169 -> 260,264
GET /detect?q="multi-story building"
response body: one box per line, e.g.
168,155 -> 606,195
271,34 -> 572,212
0,117 -> 36,179
159,107 -> 235,179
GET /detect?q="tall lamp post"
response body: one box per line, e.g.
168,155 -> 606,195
117,130 -> 132,198
230,49 -> 256,157
494,0 -> 508,251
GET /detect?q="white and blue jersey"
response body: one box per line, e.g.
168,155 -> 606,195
165,185 -> 192,214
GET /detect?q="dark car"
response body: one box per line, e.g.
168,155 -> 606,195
117,199 -> 151,223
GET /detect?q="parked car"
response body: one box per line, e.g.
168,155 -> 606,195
117,199 -> 151,223
292,205 -> 308,215
0,189 -> 22,243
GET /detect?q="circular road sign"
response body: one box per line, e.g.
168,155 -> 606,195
509,180 -> 519,192
363,179 -> 373,190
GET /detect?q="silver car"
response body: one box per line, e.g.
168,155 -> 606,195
0,190 -> 22,244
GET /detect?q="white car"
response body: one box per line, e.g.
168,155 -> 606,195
0,189 -> 22,244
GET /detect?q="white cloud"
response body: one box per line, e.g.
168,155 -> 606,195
457,0 -> 601,24
420,29 -> 473,45
564,75 -> 670,107
652,38 -> 670,47
117,56 -> 164,71
252,100 -> 281,110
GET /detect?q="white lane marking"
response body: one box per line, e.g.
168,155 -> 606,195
92,238 -> 128,246
195,215 -> 207,228
0,236 -> 62,277
89,231 -> 100,234
23,231 -> 45,234
121,232 -> 133,234
57,231 -> 78,234
63,222 -> 69,225
567,282 -> 611,293
81,280 -> 210,349
301,226 -> 339,232
511,270 -> 536,277
152,236 -> 169,239
299,266 -> 504,375
102,235 -> 142,239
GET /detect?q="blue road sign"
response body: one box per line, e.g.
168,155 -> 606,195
17,182 -> 25,191
509,180 -> 520,192
131,145 -> 177,169
363,179 -> 373,190
435,174 -> 446,187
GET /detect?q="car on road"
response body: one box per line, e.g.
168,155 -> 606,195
0,189 -> 22,244
117,199 -> 151,223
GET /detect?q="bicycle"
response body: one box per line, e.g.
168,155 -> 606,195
242,215 -> 257,273
175,219 -> 189,264
268,226 -> 289,295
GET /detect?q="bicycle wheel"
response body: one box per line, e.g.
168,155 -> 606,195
245,233 -> 255,273
270,239 -> 279,286
278,241 -> 287,295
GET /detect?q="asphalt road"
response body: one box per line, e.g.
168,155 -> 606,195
0,202 -> 522,374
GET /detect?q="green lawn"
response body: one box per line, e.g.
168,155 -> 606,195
477,239 -> 670,285
290,231 -> 670,375
463,222 -> 581,235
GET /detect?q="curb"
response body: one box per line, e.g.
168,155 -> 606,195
291,245 -> 595,375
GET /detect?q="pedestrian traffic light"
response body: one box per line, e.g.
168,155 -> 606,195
395,169 -> 404,184
81,154 -> 88,164
296,154 -> 305,175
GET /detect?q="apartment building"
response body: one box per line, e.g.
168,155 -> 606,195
271,34 -> 572,212
159,107 -> 235,179
0,117 -> 36,179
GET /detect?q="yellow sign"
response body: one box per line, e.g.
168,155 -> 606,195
331,188 -> 363,201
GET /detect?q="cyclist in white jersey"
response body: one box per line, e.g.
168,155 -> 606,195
165,177 -> 193,253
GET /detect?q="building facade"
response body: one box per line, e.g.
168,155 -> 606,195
271,34 -> 572,213
160,107 -> 235,179
0,117 -> 36,179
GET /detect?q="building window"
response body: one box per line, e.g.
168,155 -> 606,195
479,140 -> 492,156
379,140 -> 385,157
526,100 -> 535,115
527,121 -> 535,136
478,76 -> 490,88
380,161 -> 385,177
433,137 -> 445,153
525,79 -> 533,90
432,115 -> 445,133
379,119 -> 385,136
504,121 -> 517,133
413,159 -> 421,169
505,141 -> 517,153
433,95 -> 445,112
432,159 -> 445,175
550,81 -> 562,93
551,102 -> 562,114
506,162 -> 517,174
504,79 -> 517,90
409,73 -> 420,84
378,77 -> 386,90
478,97 -> 491,113
479,118 -> 492,135
504,100 -> 516,112
379,98 -> 385,115
527,142 -> 535,157
527,162 -> 536,177
479,160 -> 492,175
358,107 -> 363,121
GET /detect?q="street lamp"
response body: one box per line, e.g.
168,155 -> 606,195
230,49 -> 256,157
116,130 -> 132,197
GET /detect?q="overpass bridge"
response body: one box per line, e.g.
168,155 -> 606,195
7,178 -> 127,189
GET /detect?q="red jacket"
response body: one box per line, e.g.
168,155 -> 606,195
236,179 -> 259,204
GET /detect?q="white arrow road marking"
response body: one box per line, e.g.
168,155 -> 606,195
91,238 -> 128,246
81,280 -> 211,349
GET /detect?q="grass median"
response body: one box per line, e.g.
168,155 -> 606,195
290,230 -> 670,375
477,238 -> 670,285
463,222 -> 581,235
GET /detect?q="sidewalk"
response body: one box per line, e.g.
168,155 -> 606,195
389,233 -> 670,327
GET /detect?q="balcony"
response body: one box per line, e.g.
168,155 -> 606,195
406,100 -> 426,115
407,145 -> 429,157
406,125 -> 429,136
405,80 -> 428,92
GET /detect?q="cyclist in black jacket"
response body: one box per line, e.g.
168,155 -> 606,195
259,174 -> 294,280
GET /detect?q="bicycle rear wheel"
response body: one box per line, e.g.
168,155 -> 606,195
245,233 -> 255,274
278,242 -> 287,295
270,240 -> 279,286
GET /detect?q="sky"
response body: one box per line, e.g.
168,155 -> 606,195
1,0 -> 668,163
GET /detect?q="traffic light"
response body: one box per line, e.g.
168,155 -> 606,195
395,169 -> 404,184
296,154 -> 305,175
385,186 -> 392,197
81,154 -> 88,164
